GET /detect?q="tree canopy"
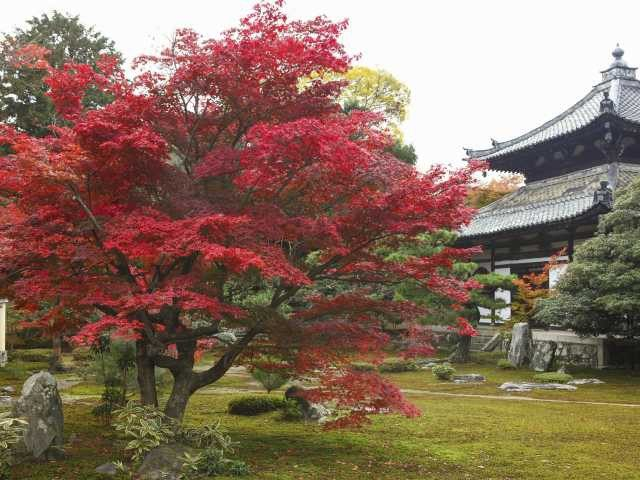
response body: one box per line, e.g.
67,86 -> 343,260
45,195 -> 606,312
0,2 -> 481,426
0,11 -> 120,137
535,179 -> 640,338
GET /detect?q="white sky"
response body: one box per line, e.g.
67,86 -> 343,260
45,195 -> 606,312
2,0 -> 640,172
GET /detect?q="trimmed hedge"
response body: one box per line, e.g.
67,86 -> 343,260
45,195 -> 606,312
228,396 -> 286,416
378,359 -> 418,373
350,362 -> 376,372
533,372 -> 573,384
10,349 -> 52,363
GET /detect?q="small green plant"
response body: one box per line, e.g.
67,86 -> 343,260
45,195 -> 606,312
533,372 -> 573,384
112,402 -> 177,462
432,363 -> 456,380
0,413 -> 28,480
251,368 -> 289,393
228,396 -> 286,416
280,398 -> 304,421
378,359 -> 418,373
180,421 -> 236,452
497,359 -> 516,370
180,447 -> 250,478
350,361 -> 376,372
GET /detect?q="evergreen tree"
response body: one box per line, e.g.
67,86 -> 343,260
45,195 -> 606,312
535,178 -> 640,339
0,11 -> 121,136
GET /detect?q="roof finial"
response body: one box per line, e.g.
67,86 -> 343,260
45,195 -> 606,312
610,43 -> 628,68
600,88 -> 615,113
613,43 -> 624,60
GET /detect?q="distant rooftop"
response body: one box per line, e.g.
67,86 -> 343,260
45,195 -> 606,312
464,45 -> 640,162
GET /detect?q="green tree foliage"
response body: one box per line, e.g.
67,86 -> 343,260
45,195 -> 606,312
535,178 -> 640,338
338,66 -> 416,165
392,231 -> 514,326
0,11 -> 120,136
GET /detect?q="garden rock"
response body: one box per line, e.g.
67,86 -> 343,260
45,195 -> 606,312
452,374 -> 485,383
508,323 -> 533,367
499,382 -> 577,392
95,462 -> 119,476
567,378 -> 605,385
530,341 -> 557,372
0,385 -> 15,394
12,371 -> 64,459
285,386 -> 330,423
0,395 -> 12,407
137,443 -> 193,480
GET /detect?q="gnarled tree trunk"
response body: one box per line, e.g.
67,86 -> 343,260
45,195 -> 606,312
136,340 -> 158,407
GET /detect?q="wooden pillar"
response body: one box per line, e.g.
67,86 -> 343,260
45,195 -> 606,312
490,243 -> 496,272
568,228 -> 575,262
0,299 -> 7,366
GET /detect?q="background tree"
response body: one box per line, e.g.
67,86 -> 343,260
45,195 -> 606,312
467,173 -> 522,208
535,179 -> 640,341
337,66 -> 416,165
391,232 -> 514,362
0,2 -> 481,425
0,11 -> 121,137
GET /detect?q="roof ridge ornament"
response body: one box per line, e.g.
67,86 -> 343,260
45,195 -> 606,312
599,89 -> 616,113
593,180 -> 613,208
601,44 -> 637,82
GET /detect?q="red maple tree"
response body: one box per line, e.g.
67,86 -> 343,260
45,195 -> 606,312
0,1 -> 482,425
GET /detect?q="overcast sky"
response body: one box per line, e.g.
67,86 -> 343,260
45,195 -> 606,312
2,0 -> 640,171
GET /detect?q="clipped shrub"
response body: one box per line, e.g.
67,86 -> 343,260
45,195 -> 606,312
11,348 -> 51,363
228,396 -> 286,416
350,361 -> 376,372
378,359 -> 418,373
533,372 -> 573,384
432,363 -> 456,380
280,398 -> 304,421
251,368 -> 289,393
497,359 -> 516,370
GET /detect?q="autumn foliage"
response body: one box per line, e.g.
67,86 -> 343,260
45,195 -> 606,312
0,2 -> 482,425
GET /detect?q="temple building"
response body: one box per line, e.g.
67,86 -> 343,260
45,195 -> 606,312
458,46 -> 640,366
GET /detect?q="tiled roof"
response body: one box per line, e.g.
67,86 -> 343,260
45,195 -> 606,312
465,47 -> 640,161
460,163 -> 640,238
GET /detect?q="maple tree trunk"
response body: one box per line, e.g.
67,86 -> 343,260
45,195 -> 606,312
136,340 -> 158,407
164,370 -> 193,421
448,335 -> 472,363
52,334 -> 63,362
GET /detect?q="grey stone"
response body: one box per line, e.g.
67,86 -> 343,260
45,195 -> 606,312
285,386 -> 330,423
95,462 -> 119,476
137,443 -> 193,480
1,385 -> 15,394
452,374 -> 486,384
508,323 -> 533,367
498,382 -> 577,392
530,341 -> 557,372
567,378 -> 605,385
0,395 -> 12,407
12,371 -> 64,459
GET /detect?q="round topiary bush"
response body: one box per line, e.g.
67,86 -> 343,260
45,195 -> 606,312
432,363 -> 456,380
533,372 -> 573,384
227,396 -> 286,416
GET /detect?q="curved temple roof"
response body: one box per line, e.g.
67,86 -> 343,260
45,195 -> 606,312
460,163 -> 640,238
465,46 -> 640,161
